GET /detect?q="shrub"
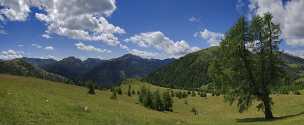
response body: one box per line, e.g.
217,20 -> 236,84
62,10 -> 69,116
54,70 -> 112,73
191,107 -> 198,115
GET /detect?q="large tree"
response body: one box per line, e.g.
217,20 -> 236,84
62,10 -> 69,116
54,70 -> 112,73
214,13 -> 283,119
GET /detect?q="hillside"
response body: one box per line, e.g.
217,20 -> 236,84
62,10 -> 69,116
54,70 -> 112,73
84,54 -> 174,87
1,75 -> 304,125
0,59 -> 67,83
41,57 -> 103,83
21,57 -> 57,68
145,47 -> 219,88
145,47 -> 304,89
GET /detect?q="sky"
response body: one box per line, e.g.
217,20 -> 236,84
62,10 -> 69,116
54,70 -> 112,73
0,0 -> 303,60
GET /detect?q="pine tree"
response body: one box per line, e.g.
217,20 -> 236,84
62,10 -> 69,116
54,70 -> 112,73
87,81 -> 96,95
110,89 -> 117,100
152,90 -> 163,111
213,14 -> 283,119
127,85 -> 132,96
117,87 -> 122,95
163,90 -> 173,112
191,91 -> 196,97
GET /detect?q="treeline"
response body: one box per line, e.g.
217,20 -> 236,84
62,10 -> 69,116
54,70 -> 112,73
138,87 -> 173,112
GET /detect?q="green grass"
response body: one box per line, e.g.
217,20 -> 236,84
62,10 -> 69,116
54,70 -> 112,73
1,74 -> 304,125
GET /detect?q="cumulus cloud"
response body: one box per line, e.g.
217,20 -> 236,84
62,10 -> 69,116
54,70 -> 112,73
125,31 -> 200,58
249,0 -> 304,46
0,0 -> 125,46
75,42 -> 111,53
32,44 -> 54,50
0,0 -> 31,21
129,49 -> 158,59
195,29 -> 224,46
0,49 -> 23,60
44,46 -> 54,50
42,34 -> 51,39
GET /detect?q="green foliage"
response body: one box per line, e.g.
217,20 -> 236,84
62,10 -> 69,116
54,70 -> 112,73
128,85 -> 132,96
145,47 -> 220,89
162,90 -> 173,112
191,91 -> 196,97
199,91 -> 207,97
191,107 -> 198,115
87,81 -> 96,95
138,86 -> 173,112
211,14 -> 283,119
110,89 -> 117,100
117,87 -> 122,95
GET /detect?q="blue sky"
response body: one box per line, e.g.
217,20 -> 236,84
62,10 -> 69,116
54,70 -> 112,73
0,0 -> 303,60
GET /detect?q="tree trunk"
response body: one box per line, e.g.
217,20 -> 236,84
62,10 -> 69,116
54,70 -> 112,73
262,96 -> 274,119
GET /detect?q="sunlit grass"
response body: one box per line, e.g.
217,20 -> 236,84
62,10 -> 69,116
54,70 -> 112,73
0,74 -> 304,125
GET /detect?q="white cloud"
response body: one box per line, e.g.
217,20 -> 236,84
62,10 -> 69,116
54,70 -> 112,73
249,0 -> 304,46
32,44 -> 54,50
40,55 -> 60,60
0,49 -> 23,60
35,0 -> 125,46
44,46 -> 54,50
0,0 -> 125,46
42,34 -> 51,39
129,49 -> 158,59
0,0 -> 31,21
31,43 -> 42,49
125,31 -> 200,58
189,16 -> 200,23
75,42 -> 111,53
17,44 -> 24,47
195,29 -> 224,46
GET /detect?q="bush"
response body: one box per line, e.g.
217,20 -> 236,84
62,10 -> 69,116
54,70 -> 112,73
191,91 -> 196,97
191,107 -> 198,115
200,91 -> 207,97
117,87 -> 122,95
110,90 -> 117,100
127,85 -> 132,96
293,91 -> 301,95
87,81 -> 96,95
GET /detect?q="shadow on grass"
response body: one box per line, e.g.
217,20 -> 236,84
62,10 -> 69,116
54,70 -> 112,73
237,111 -> 304,123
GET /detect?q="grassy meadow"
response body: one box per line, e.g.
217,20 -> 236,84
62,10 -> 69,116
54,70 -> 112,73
1,74 -> 304,125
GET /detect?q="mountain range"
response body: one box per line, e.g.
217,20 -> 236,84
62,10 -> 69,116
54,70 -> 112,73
1,47 -> 304,89
20,54 -> 174,87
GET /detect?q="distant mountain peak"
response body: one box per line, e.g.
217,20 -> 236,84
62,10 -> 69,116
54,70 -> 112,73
117,54 -> 144,60
61,56 -> 82,63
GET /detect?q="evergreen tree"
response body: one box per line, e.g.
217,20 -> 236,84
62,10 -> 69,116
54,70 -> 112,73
191,91 -> 196,97
152,90 -> 164,111
110,89 -> 117,100
213,14 -> 283,119
128,85 -> 132,96
87,81 -> 96,95
191,107 -> 198,115
163,90 -> 173,112
117,87 -> 122,95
